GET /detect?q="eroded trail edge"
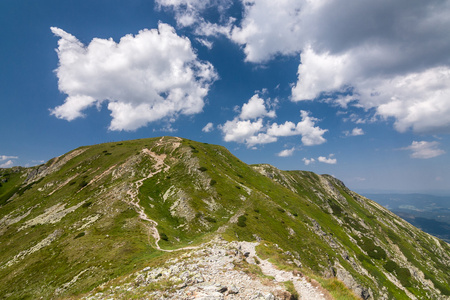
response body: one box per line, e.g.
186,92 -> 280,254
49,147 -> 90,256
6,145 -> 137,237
238,241 -> 328,300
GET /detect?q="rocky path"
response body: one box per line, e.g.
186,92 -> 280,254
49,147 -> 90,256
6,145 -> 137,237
239,242 -> 328,300
84,238 -> 330,300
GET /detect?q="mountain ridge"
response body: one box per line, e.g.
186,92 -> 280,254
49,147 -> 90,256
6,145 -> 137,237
0,136 -> 449,299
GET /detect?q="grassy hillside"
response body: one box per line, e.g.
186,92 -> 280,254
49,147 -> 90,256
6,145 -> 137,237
0,136 -> 449,299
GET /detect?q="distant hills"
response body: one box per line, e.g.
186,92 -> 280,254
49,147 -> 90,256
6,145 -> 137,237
0,137 -> 449,299
364,193 -> 450,243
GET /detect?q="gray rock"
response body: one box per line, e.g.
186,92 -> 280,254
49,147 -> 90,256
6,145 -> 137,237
265,293 -> 275,300
228,285 -> 239,294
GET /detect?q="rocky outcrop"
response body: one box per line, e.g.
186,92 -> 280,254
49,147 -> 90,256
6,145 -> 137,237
334,262 -> 374,300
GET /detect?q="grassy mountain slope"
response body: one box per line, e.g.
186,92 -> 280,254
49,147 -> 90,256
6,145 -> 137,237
0,136 -> 449,299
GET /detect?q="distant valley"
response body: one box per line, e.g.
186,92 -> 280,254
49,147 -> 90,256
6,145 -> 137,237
364,193 -> 450,243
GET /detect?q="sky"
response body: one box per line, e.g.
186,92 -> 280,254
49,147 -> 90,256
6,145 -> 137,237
1,0 -> 450,195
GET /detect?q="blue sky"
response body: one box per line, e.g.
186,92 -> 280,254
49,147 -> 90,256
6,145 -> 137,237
1,0 -> 450,194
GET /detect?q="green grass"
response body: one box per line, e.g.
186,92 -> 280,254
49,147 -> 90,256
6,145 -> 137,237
0,136 -> 449,299
284,281 -> 299,299
311,276 -> 359,300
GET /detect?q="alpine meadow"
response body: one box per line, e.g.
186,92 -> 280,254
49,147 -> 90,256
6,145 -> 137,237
0,137 -> 449,299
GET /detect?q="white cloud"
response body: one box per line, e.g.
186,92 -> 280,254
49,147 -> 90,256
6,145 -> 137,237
212,0 -> 450,134
0,155 -> 18,168
220,118 -> 264,144
240,94 -> 275,120
0,160 -> 14,168
318,154 -> 337,164
344,127 -> 364,137
220,95 -> 327,148
295,110 -> 328,146
196,38 -> 213,49
219,93 -> 281,147
402,141 -> 445,159
156,0 -> 233,32
292,46 -> 350,101
230,0 -> 305,62
202,122 -> 214,132
246,133 -> 277,147
1,155 -> 18,161
50,23 -> 217,131
267,110 -> 327,146
302,158 -> 315,165
375,67 -> 450,133
277,147 -> 295,157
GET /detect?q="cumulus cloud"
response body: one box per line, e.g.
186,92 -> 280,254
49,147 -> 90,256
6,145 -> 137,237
156,0 -> 233,32
245,133 -> 277,147
220,118 -> 265,144
230,0 -> 304,62
220,94 -> 276,146
402,141 -> 445,159
1,155 -> 18,161
202,122 -> 214,132
318,154 -> 337,164
277,147 -> 295,157
239,94 -> 275,120
50,23 -> 217,131
344,127 -> 364,137
267,110 -> 327,146
220,95 -> 327,147
302,158 -> 315,166
0,160 -> 14,168
196,0 -> 450,134
0,155 -> 18,168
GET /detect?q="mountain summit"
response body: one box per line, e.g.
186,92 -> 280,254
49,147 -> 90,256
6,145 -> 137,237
0,136 -> 449,299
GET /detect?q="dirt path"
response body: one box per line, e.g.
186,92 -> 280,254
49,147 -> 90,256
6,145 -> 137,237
125,137 -> 203,252
125,137 -> 175,250
238,241 -> 328,300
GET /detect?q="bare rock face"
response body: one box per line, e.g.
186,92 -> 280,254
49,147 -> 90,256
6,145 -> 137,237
25,148 -> 87,184
334,262 -> 373,300
166,186 -> 196,222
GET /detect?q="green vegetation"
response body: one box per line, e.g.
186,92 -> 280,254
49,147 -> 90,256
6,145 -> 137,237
357,237 -> 387,260
284,281 -> 299,299
0,136 -> 448,299
74,232 -> 86,239
237,215 -> 247,227
160,233 -> 169,241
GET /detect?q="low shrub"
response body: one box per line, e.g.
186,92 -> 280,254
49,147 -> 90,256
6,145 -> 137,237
74,232 -> 85,239
384,260 -> 398,272
160,233 -> 169,241
205,216 -> 217,223
78,180 -> 88,189
237,215 -> 247,227
82,201 -> 92,208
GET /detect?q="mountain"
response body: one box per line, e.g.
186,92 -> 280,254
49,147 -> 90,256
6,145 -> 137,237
0,136 -> 449,299
364,194 -> 450,243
